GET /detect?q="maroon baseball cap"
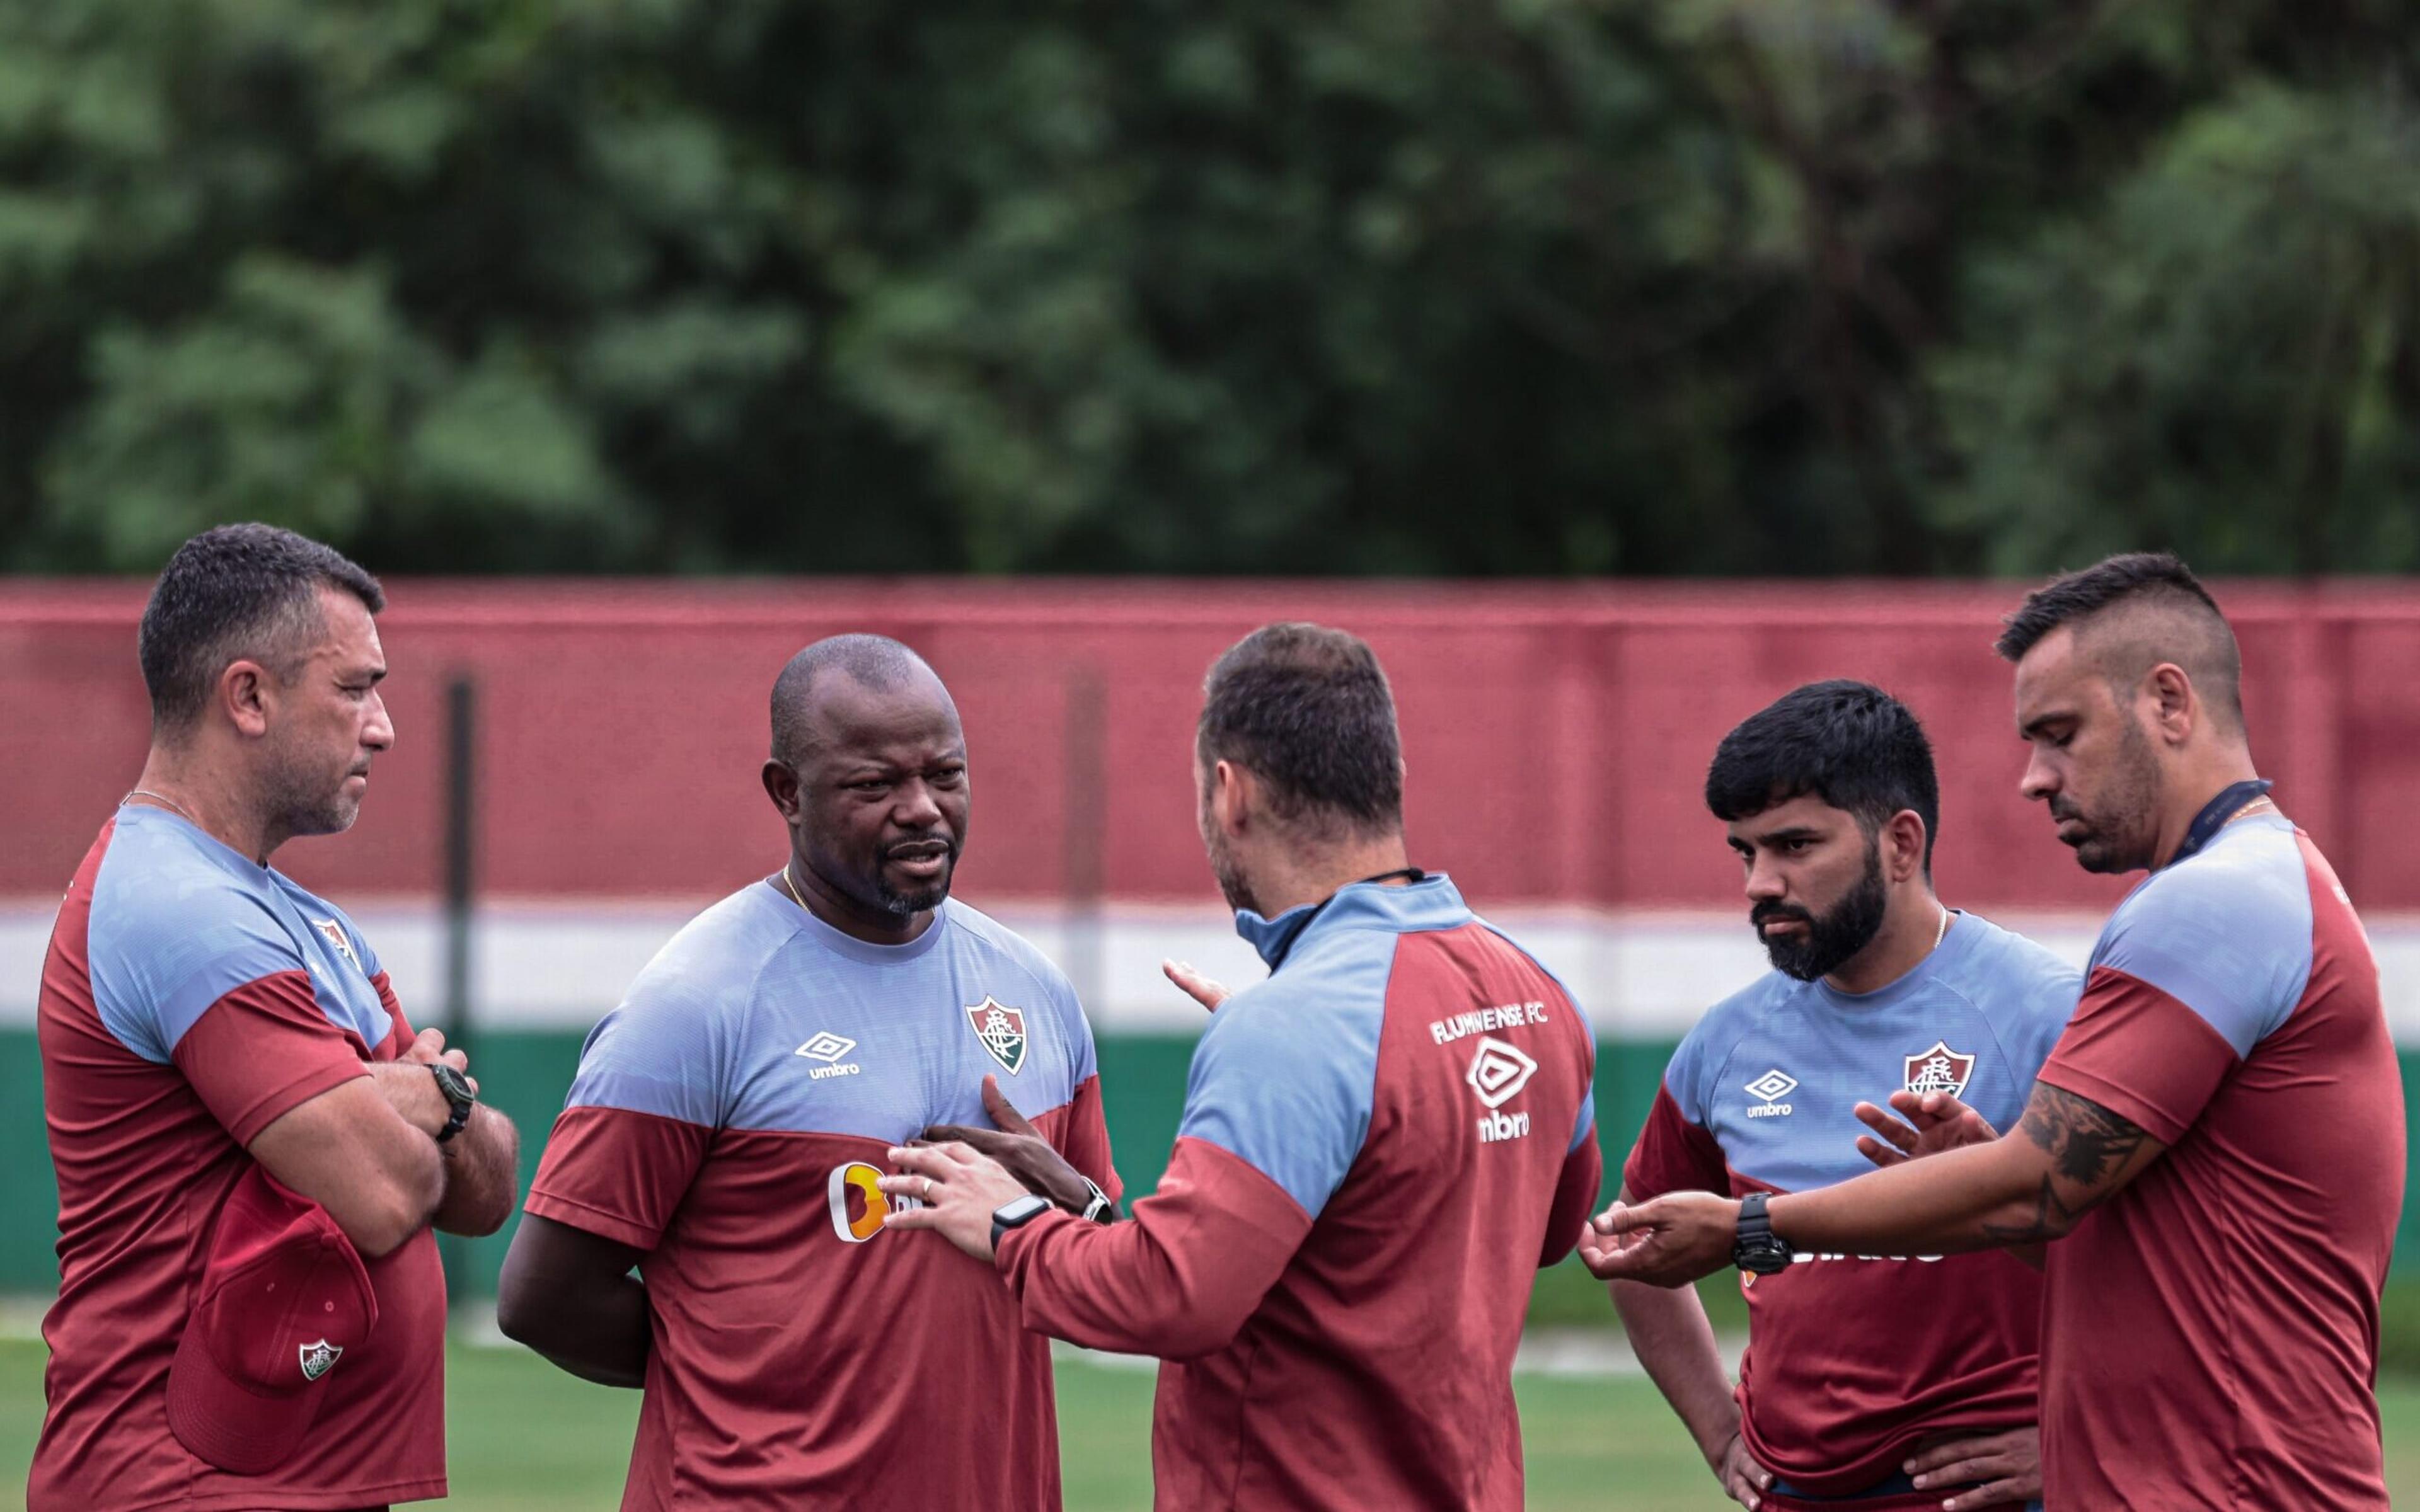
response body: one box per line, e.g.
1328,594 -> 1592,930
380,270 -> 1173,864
166,1166 -> 379,1475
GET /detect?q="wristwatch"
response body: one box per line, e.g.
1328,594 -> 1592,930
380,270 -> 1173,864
990,1193 -> 1054,1252
428,1063 -> 476,1145
1077,1176 -> 1117,1225
1732,1192 -> 1794,1276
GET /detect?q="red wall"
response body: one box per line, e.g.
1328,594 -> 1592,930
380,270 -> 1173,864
7,579 -> 2418,913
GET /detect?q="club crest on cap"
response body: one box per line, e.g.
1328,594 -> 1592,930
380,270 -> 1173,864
965,997 -> 1028,1076
299,1339 -> 342,1383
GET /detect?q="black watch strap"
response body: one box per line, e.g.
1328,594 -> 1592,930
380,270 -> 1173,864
1732,1191 -> 1794,1275
990,1194 -> 1054,1252
429,1063 -> 476,1145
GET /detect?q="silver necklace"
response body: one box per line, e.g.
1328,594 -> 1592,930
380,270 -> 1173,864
122,788 -> 199,824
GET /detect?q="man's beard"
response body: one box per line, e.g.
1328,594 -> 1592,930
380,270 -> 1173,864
870,837 -> 959,916
262,742 -> 364,841
2058,717 -> 2162,874
1751,842 -> 1889,983
1205,827 -> 1262,917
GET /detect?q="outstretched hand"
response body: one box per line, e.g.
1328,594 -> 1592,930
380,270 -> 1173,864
1852,1089 -> 1999,1170
878,1142 -> 1032,1262
1161,959 -> 1230,1012
922,1075 -> 1093,1213
1575,1192 -> 1739,1287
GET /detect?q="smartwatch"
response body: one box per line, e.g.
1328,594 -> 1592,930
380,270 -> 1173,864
428,1062 -> 476,1145
1732,1192 -> 1794,1276
1078,1176 -> 1117,1225
990,1193 -> 1054,1252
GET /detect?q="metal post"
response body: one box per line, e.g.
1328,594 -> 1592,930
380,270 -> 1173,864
439,675 -> 476,1300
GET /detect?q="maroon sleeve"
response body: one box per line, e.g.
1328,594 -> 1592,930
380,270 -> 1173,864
524,1104 -> 714,1252
2034,966 -> 2239,1147
1540,1136 -> 1604,1266
998,1135 -> 1312,1359
369,970 -> 413,1062
173,971 -> 374,1146
1042,1072 -> 1122,1205
1620,1082 -> 1729,1201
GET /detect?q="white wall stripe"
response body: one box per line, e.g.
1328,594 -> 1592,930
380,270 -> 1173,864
8,898 -> 2420,1045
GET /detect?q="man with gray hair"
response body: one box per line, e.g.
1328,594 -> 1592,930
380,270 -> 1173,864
33,523 -> 519,1511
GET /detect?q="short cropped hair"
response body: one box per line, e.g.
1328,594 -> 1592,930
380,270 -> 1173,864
1705,680 -> 1940,873
1994,551 -> 2242,726
769,634 -> 933,768
139,524 -> 385,732
1197,623 -> 1403,834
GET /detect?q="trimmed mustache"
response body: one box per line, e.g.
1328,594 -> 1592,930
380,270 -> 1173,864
1750,901 -> 1813,929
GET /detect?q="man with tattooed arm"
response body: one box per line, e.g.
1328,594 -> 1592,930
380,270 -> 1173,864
1584,554 -> 2402,1510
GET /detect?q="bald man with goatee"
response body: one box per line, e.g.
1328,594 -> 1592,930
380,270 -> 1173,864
497,635 -> 1120,1512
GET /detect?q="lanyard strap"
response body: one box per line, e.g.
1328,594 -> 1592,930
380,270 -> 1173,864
2165,778 -> 2274,868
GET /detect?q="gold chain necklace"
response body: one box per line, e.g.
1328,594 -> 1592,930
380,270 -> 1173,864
776,861 -> 810,913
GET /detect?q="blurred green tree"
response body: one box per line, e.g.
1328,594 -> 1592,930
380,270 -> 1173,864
0,0 -> 2411,575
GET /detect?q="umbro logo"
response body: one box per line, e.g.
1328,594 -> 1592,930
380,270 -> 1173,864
1744,1068 -> 1797,1119
1465,1036 -> 1538,1110
796,1032 -> 863,1080
1466,1036 -> 1539,1144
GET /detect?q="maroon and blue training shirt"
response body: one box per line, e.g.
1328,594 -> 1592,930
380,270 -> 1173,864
1625,910 -> 2075,1498
996,873 -> 1603,1511
33,806 -> 447,1511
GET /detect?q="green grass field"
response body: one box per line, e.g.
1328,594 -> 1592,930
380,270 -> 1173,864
0,1338 -> 2415,1509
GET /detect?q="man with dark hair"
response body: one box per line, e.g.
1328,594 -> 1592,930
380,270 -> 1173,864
1618,682 -> 2072,1512
495,634 -> 1119,1511
884,622 -> 1603,1511
33,524 -> 520,1511
1586,555 -> 2403,1509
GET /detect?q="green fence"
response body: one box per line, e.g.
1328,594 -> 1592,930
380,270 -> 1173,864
4,1030 -> 2415,1298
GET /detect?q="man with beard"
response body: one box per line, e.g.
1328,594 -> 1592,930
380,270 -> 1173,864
880,623 -> 1603,1511
1613,682 -> 2073,1512
495,634 -> 1119,1511
33,524 -> 519,1511
1585,555 -> 2402,1509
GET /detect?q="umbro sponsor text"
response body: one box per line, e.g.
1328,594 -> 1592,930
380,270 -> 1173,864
1744,1068 -> 1797,1118
1477,1109 -> 1532,1143
796,1031 -> 863,1080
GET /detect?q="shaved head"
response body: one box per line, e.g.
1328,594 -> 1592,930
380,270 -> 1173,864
770,634 -> 947,767
1997,552 -> 2244,732
2068,596 -> 2243,731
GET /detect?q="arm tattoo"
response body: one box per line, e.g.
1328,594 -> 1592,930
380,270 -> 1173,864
2017,1084 -> 2150,1185
1980,1177 -> 2083,1246
1980,1085 -> 2153,1242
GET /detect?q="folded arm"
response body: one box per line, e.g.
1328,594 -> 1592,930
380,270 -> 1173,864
247,1075 -> 446,1257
